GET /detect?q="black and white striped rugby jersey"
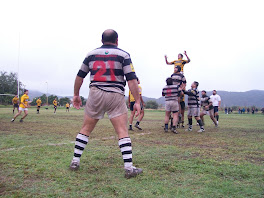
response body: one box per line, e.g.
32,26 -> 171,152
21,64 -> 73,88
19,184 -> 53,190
77,45 -> 137,95
184,88 -> 200,108
162,85 -> 181,101
171,73 -> 186,87
201,95 -> 213,110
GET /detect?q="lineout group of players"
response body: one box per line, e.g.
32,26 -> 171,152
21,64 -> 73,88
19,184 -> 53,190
11,91 -> 70,122
162,52 -> 221,133
128,51 -> 222,134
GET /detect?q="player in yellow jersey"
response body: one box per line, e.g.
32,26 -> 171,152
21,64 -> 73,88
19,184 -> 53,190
53,98 -> 58,114
128,78 -> 145,131
12,95 -> 19,114
164,51 -> 190,74
66,102 -> 70,112
11,90 -> 30,122
36,98 -> 42,114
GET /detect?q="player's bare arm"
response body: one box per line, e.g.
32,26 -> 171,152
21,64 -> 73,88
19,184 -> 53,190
128,94 -> 130,108
140,95 -> 145,107
164,55 -> 173,65
184,51 -> 191,62
179,89 -> 184,97
180,83 -> 186,90
73,76 -> 83,109
128,79 -> 141,117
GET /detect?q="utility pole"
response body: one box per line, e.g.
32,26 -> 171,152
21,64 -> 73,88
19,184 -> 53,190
17,33 -> 20,98
46,82 -> 48,106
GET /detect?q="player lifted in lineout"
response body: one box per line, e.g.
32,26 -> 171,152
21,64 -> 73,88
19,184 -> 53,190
165,51 -> 190,127
128,78 -> 145,131
36,97 -> 42,114
12,95 -> 19,114
162,77 -> 182,134
164,51 -> 190,74
11,90 -> 30,122
70,29 -> 143,179
183,82 -> 205,132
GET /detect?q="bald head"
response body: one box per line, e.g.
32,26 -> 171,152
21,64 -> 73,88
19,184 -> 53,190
102,29 -> 118,45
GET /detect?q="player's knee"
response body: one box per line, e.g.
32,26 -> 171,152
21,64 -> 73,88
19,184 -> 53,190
195,116 -> 200,120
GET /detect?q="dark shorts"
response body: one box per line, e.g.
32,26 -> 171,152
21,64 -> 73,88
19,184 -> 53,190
180,101 -> 185,109
37,106 -> 41,108
66,107 -> 69,109
130,102 -> 143,111
54,105 -> 57,109
14,104 -> 19,108
214,106 -> 219,113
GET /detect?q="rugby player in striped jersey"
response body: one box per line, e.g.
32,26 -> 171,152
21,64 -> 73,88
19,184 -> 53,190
162,77 -> 182,134
200,90 -> 218,127
70,29 -> 142,179
183,81 -> 205,133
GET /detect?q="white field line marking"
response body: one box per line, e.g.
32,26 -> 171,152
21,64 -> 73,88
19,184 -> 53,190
0,132 -> 152,152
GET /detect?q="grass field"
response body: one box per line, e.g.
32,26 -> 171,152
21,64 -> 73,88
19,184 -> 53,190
0,107 -> 263,197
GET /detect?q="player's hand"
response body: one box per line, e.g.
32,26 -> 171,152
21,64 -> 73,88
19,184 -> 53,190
164,55 -> 167,59
133,102 -> 141,118
184,51 -> 187,55
73,96 -> 82,110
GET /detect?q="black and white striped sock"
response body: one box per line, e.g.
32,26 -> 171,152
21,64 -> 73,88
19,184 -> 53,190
73,133 -> 89,162
118,137 -> 133,170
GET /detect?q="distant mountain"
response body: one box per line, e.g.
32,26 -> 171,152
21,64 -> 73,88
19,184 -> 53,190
145,90 -> 264,108
28,90 -> 264,108
208,90 -> 264,107
28,90 -> 72,100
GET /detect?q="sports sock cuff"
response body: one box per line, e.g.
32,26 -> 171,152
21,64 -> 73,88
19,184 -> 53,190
79,133 -> 89,138
118,137 -> 131,146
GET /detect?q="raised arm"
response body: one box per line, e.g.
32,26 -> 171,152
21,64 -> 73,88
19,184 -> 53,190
184,51 -> 191,63
164,55 -> 173,65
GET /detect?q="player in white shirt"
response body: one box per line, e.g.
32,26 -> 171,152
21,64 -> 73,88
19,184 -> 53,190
210,90 -> 221,124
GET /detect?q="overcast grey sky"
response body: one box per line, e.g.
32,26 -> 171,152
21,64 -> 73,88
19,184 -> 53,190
0,0 -> 263,98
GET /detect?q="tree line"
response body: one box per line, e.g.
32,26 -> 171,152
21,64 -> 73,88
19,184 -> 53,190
0,71 -> 87,106
0,71 -> 23,104
30,95 -> 86,106
1,71 -> 159,108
